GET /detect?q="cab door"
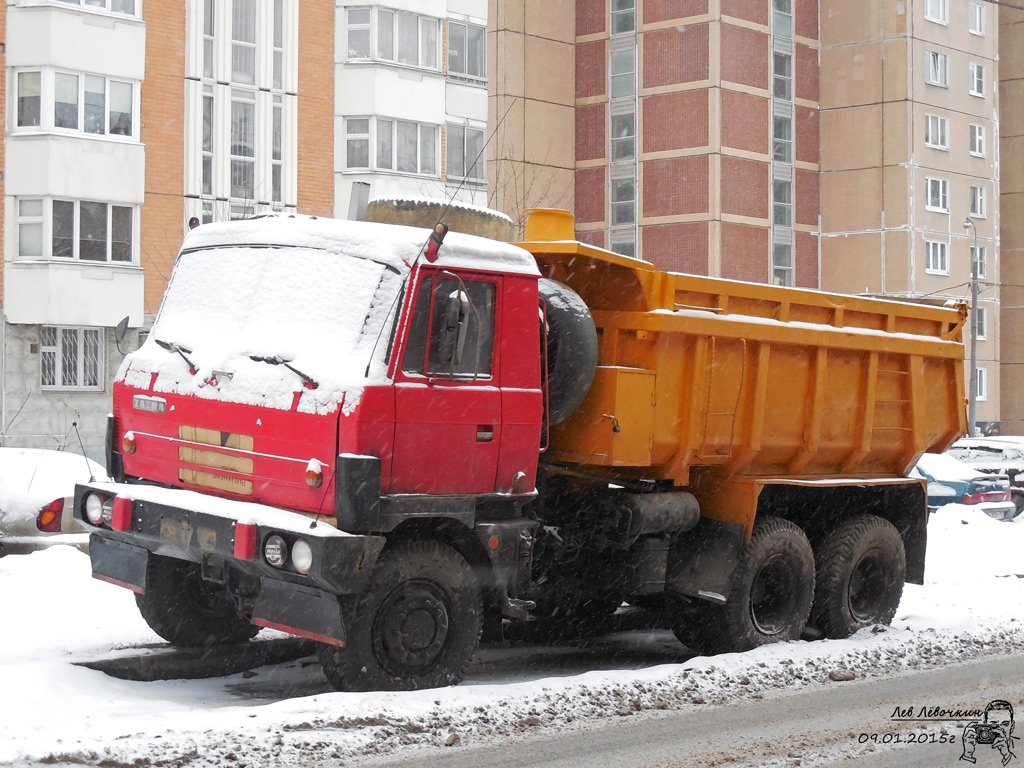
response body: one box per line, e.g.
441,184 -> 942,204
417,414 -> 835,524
390,270 -> 501,495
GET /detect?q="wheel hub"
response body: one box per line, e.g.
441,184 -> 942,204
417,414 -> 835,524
374,580 -> 451,673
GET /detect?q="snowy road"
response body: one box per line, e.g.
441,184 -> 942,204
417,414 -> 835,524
1,506 -> 1023,767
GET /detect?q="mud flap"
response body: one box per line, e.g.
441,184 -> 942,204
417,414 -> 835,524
251,579 -> 347,646
90,535 -> 149,593
664,517 -> 745,604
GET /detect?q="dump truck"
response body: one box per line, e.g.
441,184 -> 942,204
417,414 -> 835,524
74,208 -> 967,691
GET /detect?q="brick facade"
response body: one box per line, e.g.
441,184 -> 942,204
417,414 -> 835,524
642,90 -> 709,152
721,91 -> 769,154
643,25 -> 709,88
720,222 -> 769,283
576,103 -> 606,162
721,157 -> 769,220
643,156 -> 709,218
642,222 -> 710,275
643,0 -> 709,24
297,2 -> 334,216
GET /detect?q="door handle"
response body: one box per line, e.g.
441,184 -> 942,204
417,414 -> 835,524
476,425 -> 494,442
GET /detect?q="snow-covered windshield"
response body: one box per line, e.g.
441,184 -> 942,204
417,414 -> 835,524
120,245 -> 403,415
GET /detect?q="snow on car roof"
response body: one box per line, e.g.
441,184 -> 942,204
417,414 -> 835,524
180,215 -> 540,277
0,448 -> 108,524
915,452 -> 989,482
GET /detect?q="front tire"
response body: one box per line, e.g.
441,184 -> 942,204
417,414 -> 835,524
809,514 -> 906,638
319,540 -> 483,691
135,554 -> 258,647
672,517 -> 814,654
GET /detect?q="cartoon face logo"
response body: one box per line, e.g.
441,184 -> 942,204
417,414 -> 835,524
962,700 -> 1016,765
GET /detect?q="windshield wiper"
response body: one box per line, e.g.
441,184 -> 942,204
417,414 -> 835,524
155,339 -> 198,375
249,355 -> 319,390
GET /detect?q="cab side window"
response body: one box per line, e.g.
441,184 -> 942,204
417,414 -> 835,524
403,274 -> 495,378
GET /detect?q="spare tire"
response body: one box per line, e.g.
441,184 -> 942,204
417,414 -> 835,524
539,278 -> 598,425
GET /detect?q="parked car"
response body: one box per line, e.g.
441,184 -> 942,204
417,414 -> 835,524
911,452 -> 1017,521
946,436 -> 1024,518
0,448 -> 108,554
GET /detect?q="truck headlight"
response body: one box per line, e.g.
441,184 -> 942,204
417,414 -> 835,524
291,539 -> 313,574
264,534 -> 288,568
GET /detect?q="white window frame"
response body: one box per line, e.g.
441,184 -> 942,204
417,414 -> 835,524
773,242 -> 794,287
926,51 -> 948,87
773,115 -> 793,163
969,124 -> 986,157
969,62 -> 985,97
54,0 -> 139,17
970,185 -> 986,218
925,239 -> 949,274
972,244 -> 987,279
12,68 -> 138,139
610,43 -> 636,99
610,172 -> 636,228
611,0 -> 636,35
926,177 -> 949,213
345,117 -> 371,169
447,123 -> 485,183
969,2 -> 985,35
976,306 -> 987,340
16,199 -> 45,259
345,7 -> 440,71
40,326 -> 104,392
773,179 -> 793,227
447,20 -> 486,80
925,0 -> 948,24
610,108 -> 636,162
976,366 -> 988,401
773,51 -> 793,101
773,0 -> 793,37
15,197 -> 136,264
925,113 -> 948,150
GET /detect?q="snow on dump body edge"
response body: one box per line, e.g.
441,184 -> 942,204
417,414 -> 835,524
180,215 -> 540,277
86,481 -> 353,537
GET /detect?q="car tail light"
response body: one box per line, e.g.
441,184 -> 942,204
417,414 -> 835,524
122,431 -> 137,454
36,499 -> 64,533
963,491 -> 1011,504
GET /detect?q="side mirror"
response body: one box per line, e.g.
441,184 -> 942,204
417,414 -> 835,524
114,316 -> 130,355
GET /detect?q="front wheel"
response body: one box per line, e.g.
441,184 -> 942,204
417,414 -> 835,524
319,540 -> 483,692
135,554 -> 258,647
672,517 -> 815,654
809,514 -> 906,639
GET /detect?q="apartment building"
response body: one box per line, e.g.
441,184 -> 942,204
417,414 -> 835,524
336,0 -> 490,220
2,0 -> 333,458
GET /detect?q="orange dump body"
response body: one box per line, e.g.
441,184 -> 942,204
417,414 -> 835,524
519,211 -> 967,488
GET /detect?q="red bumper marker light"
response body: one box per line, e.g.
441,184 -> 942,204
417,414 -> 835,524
122,431 -> 137,454
36,499 -> 64,533
111,497 -> 132,532
235,523 -> 258,560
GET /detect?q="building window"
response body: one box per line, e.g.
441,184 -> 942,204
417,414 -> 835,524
773,0 -> 792,37
40,326 -> 103,391
773,52 -> 793,100
230,90 -> 256,200
971,185 -> 986,218
773,180 -> 792,227
925,0 -> 948,24
16,198 -> 133,263
346,7 -> 439,70
925,113 -> 948,149
448,21 -> 485,79
773,116 -> 793,163
969,63 -> 985,97
972,244 -> 987,279
976,366 -> 988,401
773,243 -> 793,287
345,117 -> 438,175
346,118 -> 370,168
14,69 -> 135,137
969,2 -> 985,35
970,124 -> 986,157
610,46 -> 635,98
55,0 -> 137,15
926,239 -> 949,274
611,0 -> 635,35
610,230 -> 635,258
447,124 -> 485,182
611,111 -> 635,162
926,177 -> 949,212
611,177 -> 635,227
926,51 -> 948,87
976,306 -> 987,340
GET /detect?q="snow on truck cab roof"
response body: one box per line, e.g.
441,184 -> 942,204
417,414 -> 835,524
179,214 -> 541,278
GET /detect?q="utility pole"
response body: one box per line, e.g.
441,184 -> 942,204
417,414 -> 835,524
963,217 -> 979,437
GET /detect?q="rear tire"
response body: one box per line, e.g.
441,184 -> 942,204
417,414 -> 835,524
136,554 -> 258,647
809,514 -> 906,639
671,517 -> 814,654
319,540 -> 483,691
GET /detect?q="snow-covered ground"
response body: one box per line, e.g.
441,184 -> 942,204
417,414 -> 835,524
1,507 -> 1022,768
